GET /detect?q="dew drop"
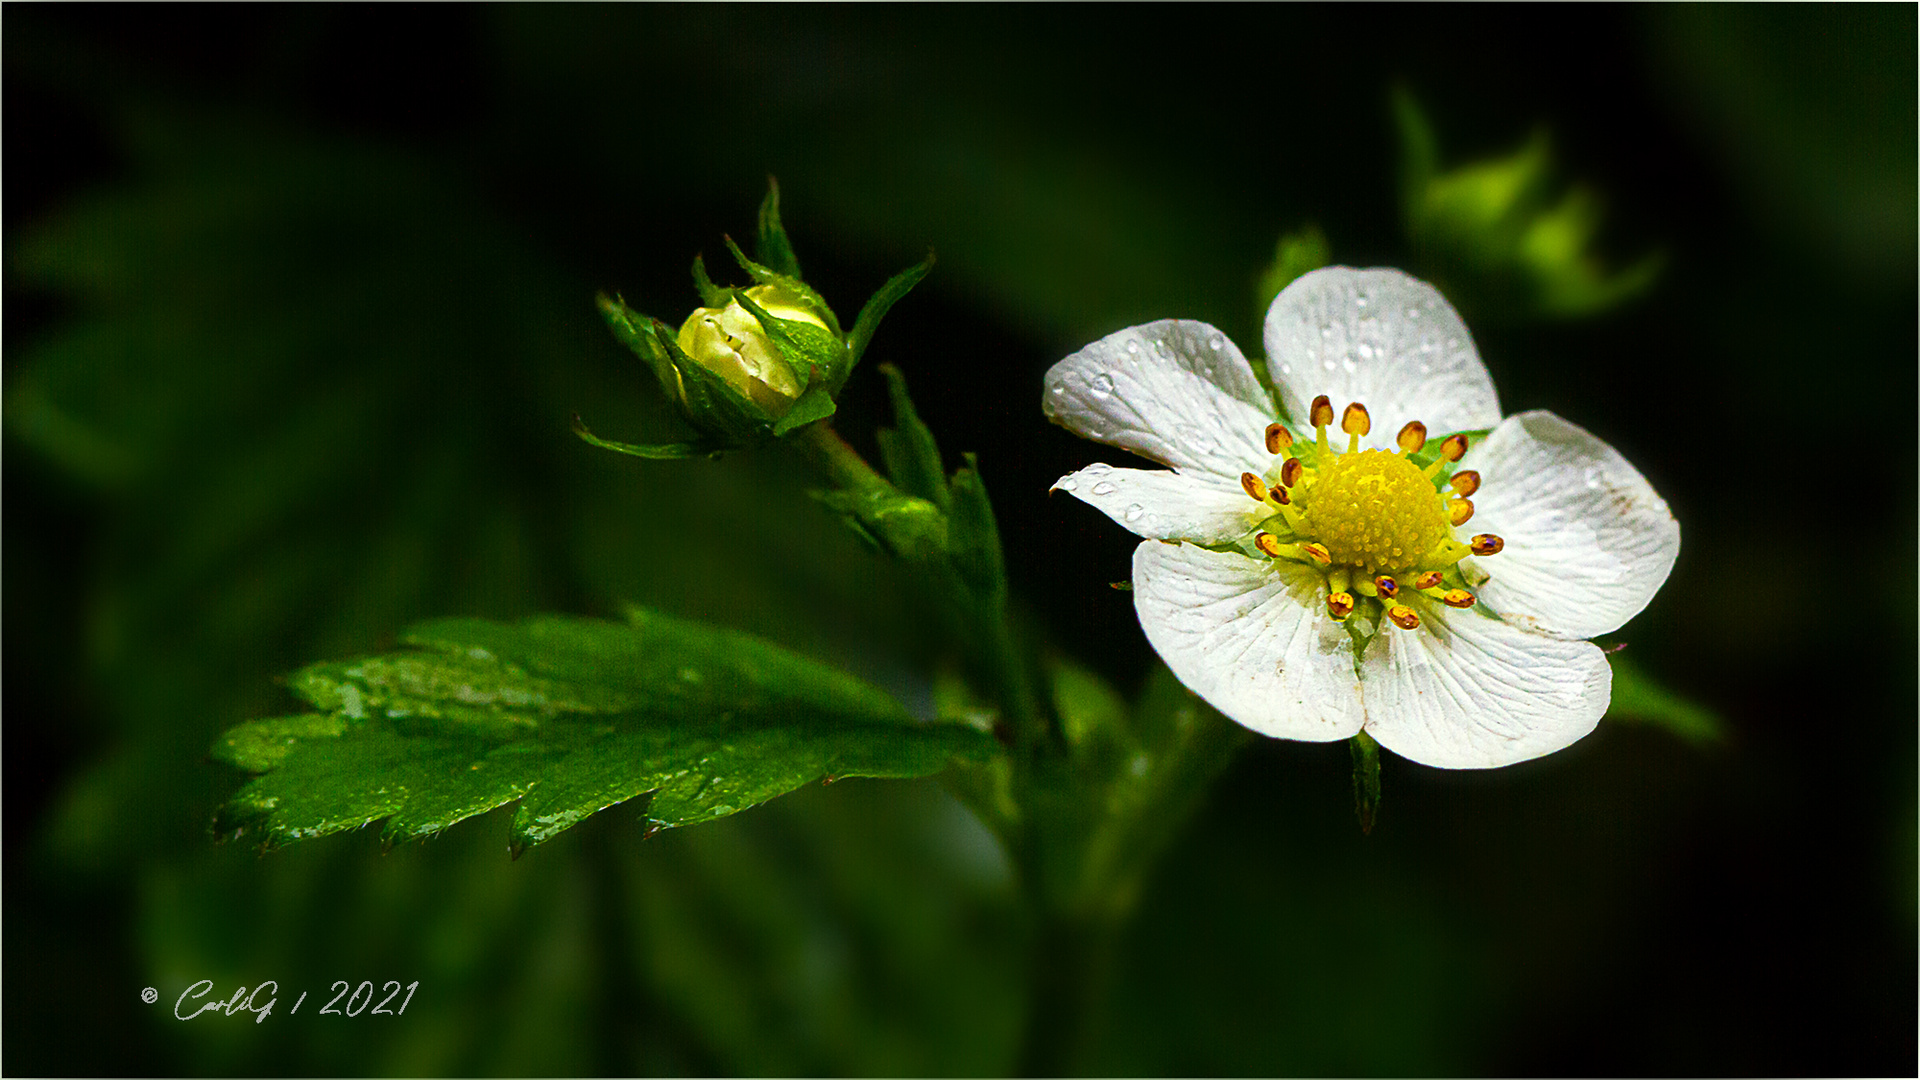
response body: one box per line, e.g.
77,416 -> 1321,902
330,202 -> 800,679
1279,363 -> 1292,375
1123,503 -> 1145,522
1323,359 -> 1337,371
1125,340 -> 1141,355
1446,337 -> 1461,350
1090,373 -> 1115,395
1320,322 -> 1334,339
1050,381 -> 1067,396
1584,467 -> 1603,490
1356,343 -> 1375,360
1341,354 -> 1357,373
1404,305 -> 1421,319
1056,477 -> 1078,492
1084,462 -> 1113,476
1355,291 -> 1369,308
1208,333 -> 1224,351
1092,481 -> 1117,496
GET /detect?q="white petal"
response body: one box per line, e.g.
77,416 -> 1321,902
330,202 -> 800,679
1360,605 -> 1611,769
1051,464 -> 1265,543
1463,410 -> 1680,639
1262,267 -> 1500,445
1133,542 -> 1364,742
1042,319 -> 1275,480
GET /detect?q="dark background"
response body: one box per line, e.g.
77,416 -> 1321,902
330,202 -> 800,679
7,6 -> 1915,1076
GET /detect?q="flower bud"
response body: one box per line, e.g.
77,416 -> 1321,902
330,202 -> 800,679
675,284 -> 830,418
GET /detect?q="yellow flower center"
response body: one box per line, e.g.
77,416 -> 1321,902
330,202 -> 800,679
1239,396 -> 1507,631
1295,449 -> 1448,574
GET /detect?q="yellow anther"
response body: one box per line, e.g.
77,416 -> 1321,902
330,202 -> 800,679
1300,542 -> 1331,565
1253,532 -> 1285,558
1240,471 -> 1270,503
1341,402 -> 1371,436
1387,604 -> 1421,630
1396,421 -> 1427,455
1414,570 -> 1443,591
1440,433 -> 1469,462
1327,591 -> 1355,619
1442,589 -> 1476,609
1373,574 -> 1400,599
1449,469 -> 1481,496
1309,395 -> 1334,429
1279,457 -> 1304,488
1265,423 -> 1293,454
1448,497 -> 1475,526
1269,483 -> 1291,506
1469,533 -> 1505,556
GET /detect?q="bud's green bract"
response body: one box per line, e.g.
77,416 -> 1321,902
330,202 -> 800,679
577,181 -> 933,460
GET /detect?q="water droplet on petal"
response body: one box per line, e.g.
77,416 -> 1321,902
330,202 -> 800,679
1320,322 -> 1334,338
1084,462 -> 1113,476
1123,503 -> 1145,522
1584,467 -> 1603,490
1208,333 -> 1224,351
1125,340 -> 1141,355
1092,481 -> 1117,496
1279,363 -> 1292,375
1404,305 -> 1421,319
1341,354 -> 1357,373
1050,381 -> 1067,396
1356,343 -> 1375,360
1323,359 -> 1337,371
1057,477 -> 1078,492
1091,373 -> 1115,396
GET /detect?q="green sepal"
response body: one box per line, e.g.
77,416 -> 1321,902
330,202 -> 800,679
733,287 -> 848,394
597,292 -> 680,391
645,318 -> 776,444
846,251 -> 934,373
1349,728 -> 1382,834
210,612 -> 1000,853
874,364 -> 949,510
772,385 -> 838,437
754,177 -> 802,279
571,413 -> 718,460
690,253 -> 729,308
810,487 -> 948,563
722,235 -> 843,337
947,454 -> 1007,602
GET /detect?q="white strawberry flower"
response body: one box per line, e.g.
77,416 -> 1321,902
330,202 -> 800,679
1043,267 -> 1678,768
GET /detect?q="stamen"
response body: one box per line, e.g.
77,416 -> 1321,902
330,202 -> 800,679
1299,542 -> 1331,565
1254,534 -> 1332,565
1442,589 -> 1476,609
1265,423 -> 1293,455
1240,472 -> 1270,503
1469,533 -> 1505,556
1374,574 -> 1400,599
1397,421 -> 1427,455
1447,498 -> 1475,526
1353,576 -> 1379,597
1341,403 -> 1370,453
1278,458 -> 1304,488
1414,570 -> 1443,590
1326,591 -> 1355,619
1439,433 -> 1469,462
1268,483 -> 1291,506
1309,395 -> 1334,429
1448,470 -> 1481,496
1386,604 -> 1421,630
1253,532 -> 1285,558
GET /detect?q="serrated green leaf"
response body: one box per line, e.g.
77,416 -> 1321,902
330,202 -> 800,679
846,252 -> 933,371
755,177 -> 802,279
874,364 -> 949,510
213,612 -> 997,852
